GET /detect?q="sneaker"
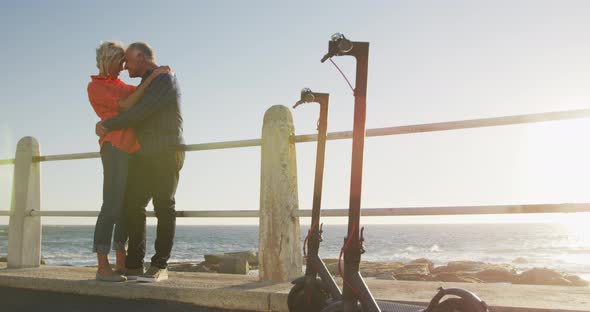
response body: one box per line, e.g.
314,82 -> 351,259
96,272 -> 127,282
137,265 -> 168,283
117,267 -> 144,280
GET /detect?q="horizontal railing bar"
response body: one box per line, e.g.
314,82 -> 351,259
321,203 -> 590,216
24,210 -> 261,217
184,139 -> 262,151
0,139 -> 264,164
2,108 -> 590,165
35,152 -> 100,163
11,203 -> 590,218
293,108 -> 590,143
0,159 -> 14,165
31,139 -> 263,163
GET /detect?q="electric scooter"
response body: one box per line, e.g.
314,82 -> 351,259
318,33 -> 489,312
288,89 -> 342,312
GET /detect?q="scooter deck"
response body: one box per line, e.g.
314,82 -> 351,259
376,300 -> 424,312
322,299 -> 425,312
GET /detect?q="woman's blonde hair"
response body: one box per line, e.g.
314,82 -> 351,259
95,41 -> 125,76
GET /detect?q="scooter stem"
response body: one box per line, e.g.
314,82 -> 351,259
293,92 -> 329,258
337,41 -> 375,312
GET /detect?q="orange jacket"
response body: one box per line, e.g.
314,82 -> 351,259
87,75 -> 140,153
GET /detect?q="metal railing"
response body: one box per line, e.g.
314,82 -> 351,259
3,106 -> 590,273
1,203 -> 590,218
2,107 -> 590,219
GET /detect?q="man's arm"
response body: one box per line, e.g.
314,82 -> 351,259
102,74 -> 175,130
118,66 -> 173,111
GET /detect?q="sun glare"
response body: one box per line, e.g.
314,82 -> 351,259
558,213 -> 590,241
520,120 -> 590,202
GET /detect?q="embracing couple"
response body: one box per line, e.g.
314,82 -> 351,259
87,41 -> 185,282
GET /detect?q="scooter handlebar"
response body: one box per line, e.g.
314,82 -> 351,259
321,33 -> 353,62
293,88 -> 316,108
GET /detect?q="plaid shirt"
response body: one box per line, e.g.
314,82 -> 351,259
103,69 -> 185,155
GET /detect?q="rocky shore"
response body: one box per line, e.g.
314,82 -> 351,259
2,253 -> 587,287
165,251 -> 589,287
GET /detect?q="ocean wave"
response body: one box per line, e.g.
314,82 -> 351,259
390,253 -> 415,262
484,248 -> 519,254
1,224 -> 588,277
403,246 -> 417,252
429,244 -> 443,252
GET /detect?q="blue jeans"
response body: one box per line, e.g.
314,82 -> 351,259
93,142 -> 129,254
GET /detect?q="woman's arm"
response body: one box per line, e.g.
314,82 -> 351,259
118,66 -> 172,111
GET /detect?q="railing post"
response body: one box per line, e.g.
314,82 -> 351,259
259,105 -> 302,282
8,136 -> 42,268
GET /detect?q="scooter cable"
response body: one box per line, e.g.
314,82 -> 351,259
303,220 -> 324,272
303,219 -> 319,258
329,58 -> 355,94
337,223 -> 366,301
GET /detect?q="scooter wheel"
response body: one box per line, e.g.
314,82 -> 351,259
287,280 -> 331,312
432,298 -> 472,312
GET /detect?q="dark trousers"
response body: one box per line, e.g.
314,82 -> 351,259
124,150 -> 184,269
93,142 -> 129,254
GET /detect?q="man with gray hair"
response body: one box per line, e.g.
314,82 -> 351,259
97,41 -> 184,282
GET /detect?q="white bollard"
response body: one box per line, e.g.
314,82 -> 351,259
259,105 -> 302,282
7,136 -> 42,268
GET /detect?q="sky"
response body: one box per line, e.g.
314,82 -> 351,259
1,0 -> 590,226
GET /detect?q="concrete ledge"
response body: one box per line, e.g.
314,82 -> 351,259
0,264 -> 588,311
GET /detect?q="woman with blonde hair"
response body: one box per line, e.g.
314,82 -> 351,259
87,41 -> 170,282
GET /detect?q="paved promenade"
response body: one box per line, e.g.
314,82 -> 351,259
0,263 -> 588,311
0,286 -> 247,312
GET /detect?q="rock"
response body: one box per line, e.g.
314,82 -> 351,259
319,259 -> 405,278
482,263 -> 516,272
512,257 -> 528,264
224,250 -> 258,266
298,258 -> 588,288
564,274 -> 590,287
476,268 -> 517,283
395,263 -> 430,276
432,272 -> 483,283
205,251 -> 258,271
394,263 -> 431,281
218,256 -> 249,275
409,258 -> 434,272
203,254 -> 224,265
199,260 -> 219,271
192,265 -> 213,273
514,268 -> 572,286
361,261 -> 404,277
168,263 -> 212,273
431,261 -> 487,274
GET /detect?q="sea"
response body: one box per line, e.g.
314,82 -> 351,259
0,223 -> 588,281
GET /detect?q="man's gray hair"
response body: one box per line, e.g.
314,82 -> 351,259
128,42 -> 156,63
